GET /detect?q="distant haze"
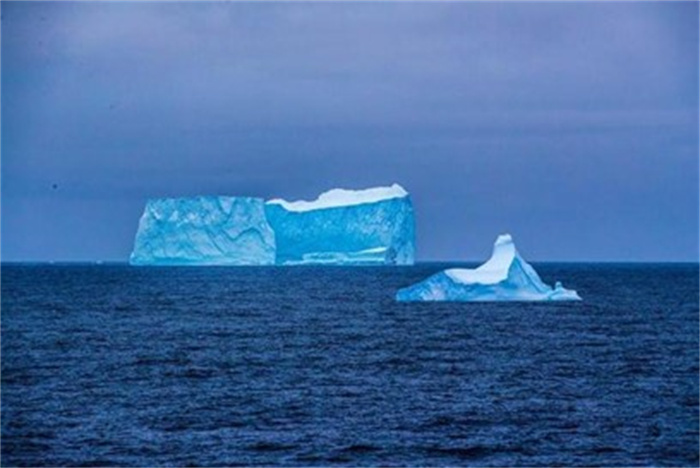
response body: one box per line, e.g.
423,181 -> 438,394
2,1 -> 698,262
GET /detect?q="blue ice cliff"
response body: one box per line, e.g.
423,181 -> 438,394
130,197 -> 276,265
130,184 -> 415,266
265,184 -> 414,265
396,234 -> 581,301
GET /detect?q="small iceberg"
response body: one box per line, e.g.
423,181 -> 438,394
396,234 -> 581,302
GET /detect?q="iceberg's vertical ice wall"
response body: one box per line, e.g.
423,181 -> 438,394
265,185 -> 415,265
130,197 -> 276,265
129,185 -> 415,266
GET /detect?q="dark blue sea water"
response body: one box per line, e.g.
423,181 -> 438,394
1,263 -> 698,467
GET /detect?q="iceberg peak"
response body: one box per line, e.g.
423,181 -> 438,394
494,233 -> 513,246
444,233 -> 518,285
266,183 -> 408,212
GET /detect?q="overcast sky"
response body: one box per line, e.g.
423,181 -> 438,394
2,1 -> 698,262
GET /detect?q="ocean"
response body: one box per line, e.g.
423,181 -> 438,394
1,263 -> 698,467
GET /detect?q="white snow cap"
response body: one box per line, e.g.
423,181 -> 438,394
446,233 -> 518,285
267,184 -> 408,212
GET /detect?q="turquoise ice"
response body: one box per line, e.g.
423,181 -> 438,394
396,234 -> 581,301
265,184 -> 415,265
130,197 -> 275,265
129,185 -> 415,266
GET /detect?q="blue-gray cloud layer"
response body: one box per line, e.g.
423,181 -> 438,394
2,1 -> 698,261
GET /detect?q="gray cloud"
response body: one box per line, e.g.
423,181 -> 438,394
2,1 -> 698,261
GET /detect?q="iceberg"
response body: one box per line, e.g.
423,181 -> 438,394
396,234 -> 581,301
129,184 -> 415,266
265,184 -> 415,265
130,197 -> 275,265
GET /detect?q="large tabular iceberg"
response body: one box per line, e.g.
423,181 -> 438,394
130,197 -> 275,265
396,234 -> 581,302
130,184 -> 415,266
265,184 -> 415,265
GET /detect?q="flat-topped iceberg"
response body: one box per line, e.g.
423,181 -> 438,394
265,184 -> 414,265
396,234 -> 581,302
130,184 -> 415,266
130,197 -> 275,265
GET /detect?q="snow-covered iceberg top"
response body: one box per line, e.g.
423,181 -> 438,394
396,234 -> 581,302
266,183 -> 408,212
